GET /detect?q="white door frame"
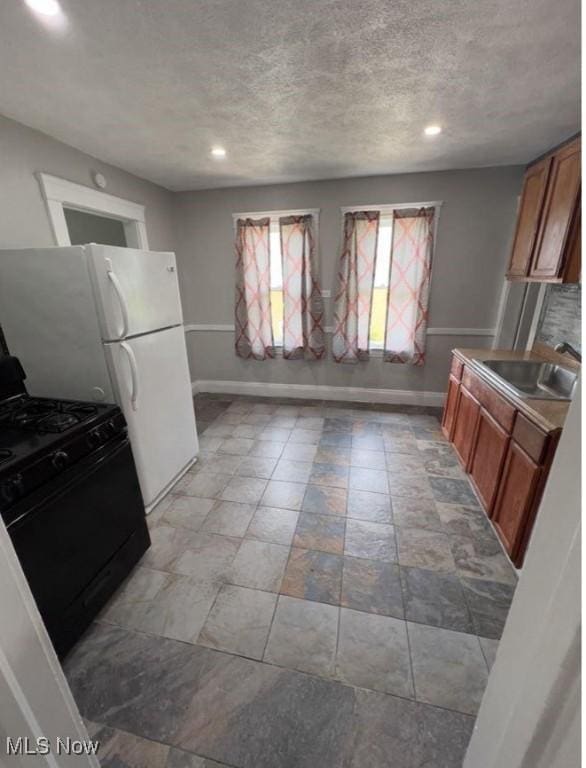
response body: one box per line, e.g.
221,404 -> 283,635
37,173 -> 149,249
523,283 -> 548,350
492,279 -> 548,351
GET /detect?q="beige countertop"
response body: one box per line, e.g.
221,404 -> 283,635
453,347 -> 577,432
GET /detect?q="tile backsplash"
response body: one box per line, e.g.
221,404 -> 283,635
535,284 -> 581,352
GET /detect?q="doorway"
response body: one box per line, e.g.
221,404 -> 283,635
63,208 -> 128,247
37,173 -> 149,250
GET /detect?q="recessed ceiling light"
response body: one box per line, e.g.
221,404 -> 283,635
24,0 -> 61,16
424,125 -> 442,137
211,146 -> 227,158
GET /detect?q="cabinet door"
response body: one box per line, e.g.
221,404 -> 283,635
491,442 -> 541,565
507,157 -> 552,277
563,205 -> 581,283
469,409 -> 510,512
452,386 -> 480,469
530,138 -> 581,279
441,375 -> 460,440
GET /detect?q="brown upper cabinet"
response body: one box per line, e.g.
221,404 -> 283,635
506,136 -> 581,282
507,157 -> 552,277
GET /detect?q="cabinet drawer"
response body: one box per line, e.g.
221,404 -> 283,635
461,367 -> 516,432
512,414 -> 550,463
450,356 -> 464,381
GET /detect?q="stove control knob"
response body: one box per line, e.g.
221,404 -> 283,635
86,429 -> 101,449
1,474 -> 23,504
105,419 -> 117,436
51,450 -> 69,470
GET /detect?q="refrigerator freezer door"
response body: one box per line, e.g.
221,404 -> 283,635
0,247 -> 114,401
104,325 -> 198,508
87,245 -> 184,341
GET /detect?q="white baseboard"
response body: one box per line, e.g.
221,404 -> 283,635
192,379 -> 446,407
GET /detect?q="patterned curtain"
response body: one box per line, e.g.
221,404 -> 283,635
383,207 -> 435,365
234,217 -> 275,360
279,215 -> 325,360
332,211 -> 380,363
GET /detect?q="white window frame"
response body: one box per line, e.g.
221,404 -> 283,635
340,201 -> 442,355
232,208 -> 323,348
37,173 -> 149,249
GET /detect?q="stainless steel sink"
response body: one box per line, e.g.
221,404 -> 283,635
474,359 -> 578,401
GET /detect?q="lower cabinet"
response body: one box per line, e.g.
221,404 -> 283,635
441,374 -> 460,440
491,442 -> 541,564
443,353 -> 561,568
452,386 -> 480,468
469,409 -> 510,512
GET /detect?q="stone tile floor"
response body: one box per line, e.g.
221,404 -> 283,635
64,395 -> 518,768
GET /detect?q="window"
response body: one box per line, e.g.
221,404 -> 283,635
369,212 -> 392,349
235,209 -> 319,349
334,203 -> 439,365
269,220 -> 284,346
233,208 -> 324,361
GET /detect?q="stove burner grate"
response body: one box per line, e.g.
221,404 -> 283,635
37,412 -> 81,433
11,401 -> 55,427
0,398 -> 99,433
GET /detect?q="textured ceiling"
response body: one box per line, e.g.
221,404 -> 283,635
0,0 -> 580,190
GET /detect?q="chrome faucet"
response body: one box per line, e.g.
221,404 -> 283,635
554,341 -> 582,363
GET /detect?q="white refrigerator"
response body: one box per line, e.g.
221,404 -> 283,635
0,244 -> 199,512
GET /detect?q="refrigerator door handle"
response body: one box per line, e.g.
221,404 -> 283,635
120,341 -> 139,410
105,257 -> 130,339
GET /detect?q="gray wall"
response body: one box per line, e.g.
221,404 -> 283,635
174,167 -> 523,393
536,284 -> 581,352
0,113 -> 524,394
0,114 -> 176,252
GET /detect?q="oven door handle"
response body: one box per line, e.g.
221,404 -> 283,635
120,342 -> 139,410
105,257 -> 130,340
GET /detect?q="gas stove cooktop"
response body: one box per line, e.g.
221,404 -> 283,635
0,395 -> 100,434
0,394 -> 119,461
0,393 -> 125,510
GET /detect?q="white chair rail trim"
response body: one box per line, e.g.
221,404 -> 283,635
184,324 -> 495,337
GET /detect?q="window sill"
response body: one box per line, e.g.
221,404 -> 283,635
271,346 -> 385,357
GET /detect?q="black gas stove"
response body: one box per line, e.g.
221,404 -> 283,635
0,356 -> 149,657
0,393 -> 125,517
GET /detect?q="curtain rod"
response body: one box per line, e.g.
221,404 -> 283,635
232,208 -> 320,221
339,201 -> 443,214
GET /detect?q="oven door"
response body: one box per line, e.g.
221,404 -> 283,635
7,436 -> 148,654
